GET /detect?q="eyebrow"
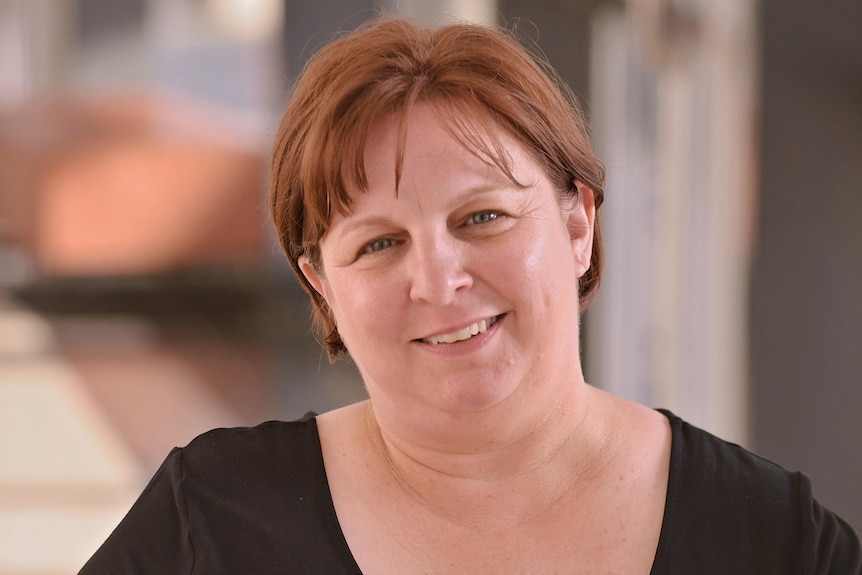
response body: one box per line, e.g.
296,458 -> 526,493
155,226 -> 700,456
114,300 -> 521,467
331,181 -> 530,238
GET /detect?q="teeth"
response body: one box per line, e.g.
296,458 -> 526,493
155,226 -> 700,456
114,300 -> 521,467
425,316 -> 498,345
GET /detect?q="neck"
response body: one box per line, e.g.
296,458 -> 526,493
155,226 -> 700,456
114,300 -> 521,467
362,383 -> 619,530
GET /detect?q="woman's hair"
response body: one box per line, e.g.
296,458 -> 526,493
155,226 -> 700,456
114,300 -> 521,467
270,17 -> 605,360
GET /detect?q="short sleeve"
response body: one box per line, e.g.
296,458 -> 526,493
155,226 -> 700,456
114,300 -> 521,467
798,474 -> 862,574
78,448 -> 195,575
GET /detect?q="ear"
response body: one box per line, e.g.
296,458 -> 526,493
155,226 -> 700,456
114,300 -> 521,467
298,255 -> 328,300
567,181 -> 596,278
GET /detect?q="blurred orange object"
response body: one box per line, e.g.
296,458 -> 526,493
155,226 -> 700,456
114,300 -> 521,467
0,92 -> 266,276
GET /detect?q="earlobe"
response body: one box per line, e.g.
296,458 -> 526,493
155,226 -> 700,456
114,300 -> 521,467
568,181 -> 596,278
298,255 -> 327,299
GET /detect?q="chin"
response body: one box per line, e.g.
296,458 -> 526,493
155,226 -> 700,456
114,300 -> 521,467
434,373 -> 521,415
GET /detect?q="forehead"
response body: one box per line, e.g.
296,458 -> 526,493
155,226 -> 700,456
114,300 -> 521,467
341,100 -> 527,207
369,104 -> 492,169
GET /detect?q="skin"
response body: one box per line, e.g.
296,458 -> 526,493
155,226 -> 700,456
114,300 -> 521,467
300,102 -> 670,574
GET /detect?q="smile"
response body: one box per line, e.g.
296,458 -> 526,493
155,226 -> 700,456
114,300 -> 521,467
422,315 -> 502,345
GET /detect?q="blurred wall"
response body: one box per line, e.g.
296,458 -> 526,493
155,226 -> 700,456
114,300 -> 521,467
751,0 -> 862,532
498,0 -> 593,100
281,0 -> 382,83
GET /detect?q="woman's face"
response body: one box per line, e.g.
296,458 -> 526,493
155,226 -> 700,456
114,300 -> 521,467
301,103 -> 594,427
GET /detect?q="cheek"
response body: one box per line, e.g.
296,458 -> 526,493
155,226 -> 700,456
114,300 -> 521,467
498,226 -> 580,311
500,226 -> 571,283
327,271 -> 406,344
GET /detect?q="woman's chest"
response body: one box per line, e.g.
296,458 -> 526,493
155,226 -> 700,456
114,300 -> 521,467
332,476 -> 665,575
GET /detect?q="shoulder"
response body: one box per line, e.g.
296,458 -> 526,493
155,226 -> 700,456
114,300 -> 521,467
177,414 -> 324,494
662,410 -> 797,500
656,410 -> 862,574
661,410 -> 801,552
181,414 -> 319,464
174,414 -> 351,571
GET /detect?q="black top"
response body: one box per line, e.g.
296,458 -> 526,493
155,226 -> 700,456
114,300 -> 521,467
79,411 -> 862,574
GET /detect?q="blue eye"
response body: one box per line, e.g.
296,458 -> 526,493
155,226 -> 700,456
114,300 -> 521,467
365,238 -> 394,253
469,211 -> 499,225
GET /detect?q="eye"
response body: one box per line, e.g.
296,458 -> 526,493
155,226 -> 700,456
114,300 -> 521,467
467,211 -> 500,225
363,237 -> 394,254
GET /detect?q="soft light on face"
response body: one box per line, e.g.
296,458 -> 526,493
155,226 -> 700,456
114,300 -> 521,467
300,102 -> 595,429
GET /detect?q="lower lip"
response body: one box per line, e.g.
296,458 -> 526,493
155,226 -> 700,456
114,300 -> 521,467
414,315 -> 504,355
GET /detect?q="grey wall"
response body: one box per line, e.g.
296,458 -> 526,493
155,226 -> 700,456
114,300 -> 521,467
498,0 -> 593,103
281,0 -> 384,82
751,0 -> 862,532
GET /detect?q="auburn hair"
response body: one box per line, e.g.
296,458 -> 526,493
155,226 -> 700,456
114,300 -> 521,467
270,17 -> 605,360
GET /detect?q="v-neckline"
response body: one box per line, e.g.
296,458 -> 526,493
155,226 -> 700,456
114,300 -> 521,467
309,409 -> 682,574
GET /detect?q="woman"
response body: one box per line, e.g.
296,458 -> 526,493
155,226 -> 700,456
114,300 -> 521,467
80,18 -> 861,574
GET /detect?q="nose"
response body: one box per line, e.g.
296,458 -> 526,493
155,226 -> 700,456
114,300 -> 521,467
406,235 -> 473,305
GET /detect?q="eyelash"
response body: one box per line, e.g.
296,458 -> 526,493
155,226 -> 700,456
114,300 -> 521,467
467,210 -> 500,225
356,210 -> 504,258
363,238 -> 394,254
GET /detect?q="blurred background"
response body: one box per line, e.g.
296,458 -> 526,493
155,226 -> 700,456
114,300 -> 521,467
0,0 -> 859,572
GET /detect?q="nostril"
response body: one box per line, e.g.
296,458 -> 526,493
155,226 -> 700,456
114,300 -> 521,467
408,270 -> 473,304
